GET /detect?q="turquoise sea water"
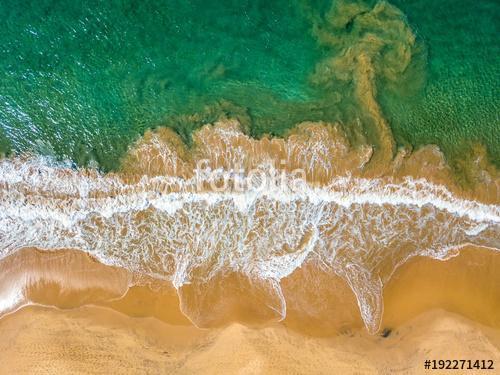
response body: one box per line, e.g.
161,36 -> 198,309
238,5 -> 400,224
386,0 -> 499,166
0,0 -> 498,171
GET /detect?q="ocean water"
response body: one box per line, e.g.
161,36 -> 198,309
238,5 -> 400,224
0,0 -> 499,334
385,0 -> 500,166
1,0 -> 498,170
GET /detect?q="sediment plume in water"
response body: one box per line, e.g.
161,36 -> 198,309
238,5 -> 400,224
0,119 -> 498,334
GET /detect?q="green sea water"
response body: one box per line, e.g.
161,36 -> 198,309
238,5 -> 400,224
0,0 -> 498,171
386,0 -> 499,166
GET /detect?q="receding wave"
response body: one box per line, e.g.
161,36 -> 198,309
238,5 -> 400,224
0,120 -> 498,334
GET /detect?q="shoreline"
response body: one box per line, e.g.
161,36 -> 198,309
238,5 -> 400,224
0,245 -> 498,337
1,120 -> 498,334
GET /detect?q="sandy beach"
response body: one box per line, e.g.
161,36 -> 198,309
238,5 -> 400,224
0,306 -> 498,374
0,245 -> 498,374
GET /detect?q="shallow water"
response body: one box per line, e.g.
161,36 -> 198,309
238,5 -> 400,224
0,122 -> 498,333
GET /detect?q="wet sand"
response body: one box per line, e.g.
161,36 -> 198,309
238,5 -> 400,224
383,247 -> 500,330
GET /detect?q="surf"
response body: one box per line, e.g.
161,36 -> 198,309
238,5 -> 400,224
0,121 -> 498,334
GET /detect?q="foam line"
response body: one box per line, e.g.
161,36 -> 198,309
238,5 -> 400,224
0,156 -> 498,333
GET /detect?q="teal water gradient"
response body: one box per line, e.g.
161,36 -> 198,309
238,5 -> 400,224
0,0 -> 498,170
386,0 -> 499,166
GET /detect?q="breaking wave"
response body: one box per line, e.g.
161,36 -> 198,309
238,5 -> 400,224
0,121 -> 498,334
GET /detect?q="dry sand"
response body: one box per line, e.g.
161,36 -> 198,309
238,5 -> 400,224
0,306 -> 498,374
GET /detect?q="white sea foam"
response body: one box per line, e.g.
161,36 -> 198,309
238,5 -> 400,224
0,156 -> 498,333
0,281 -> 24,316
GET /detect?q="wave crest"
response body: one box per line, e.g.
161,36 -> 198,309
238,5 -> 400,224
0,121 -> 498,333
